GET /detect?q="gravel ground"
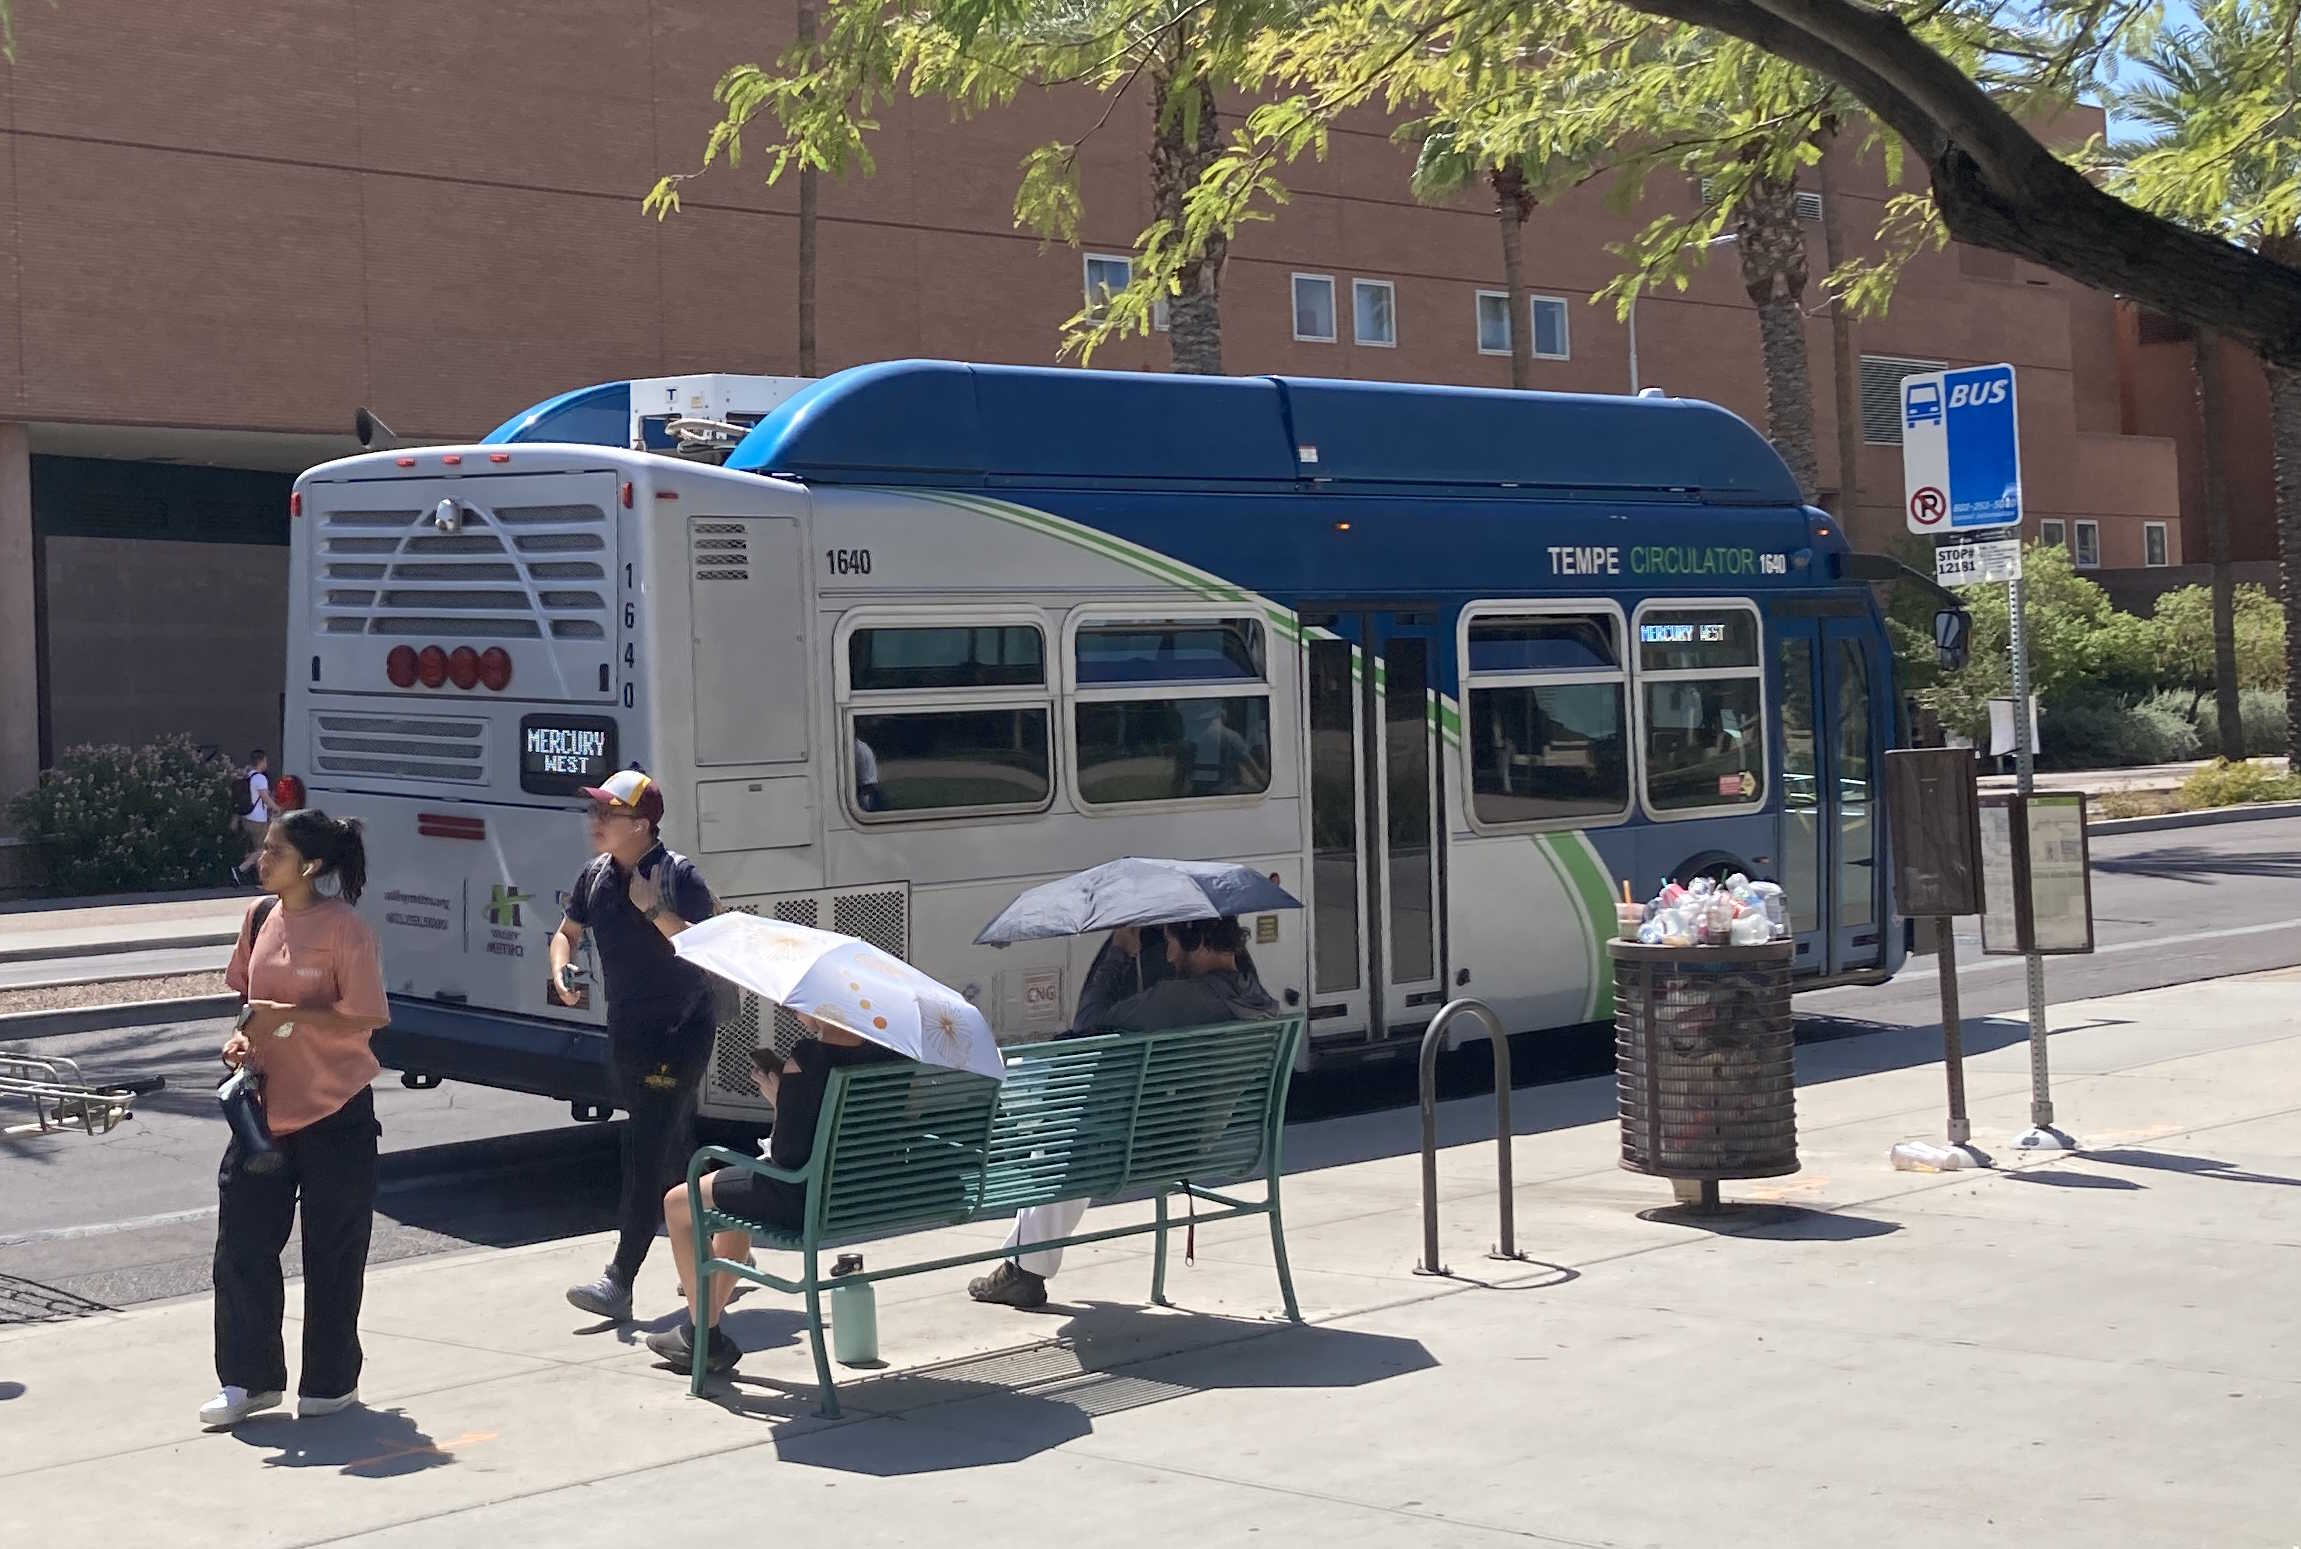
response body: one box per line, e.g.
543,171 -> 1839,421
0,971 -> 229,1018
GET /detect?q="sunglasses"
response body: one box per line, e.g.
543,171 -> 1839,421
587,804 -> 643,824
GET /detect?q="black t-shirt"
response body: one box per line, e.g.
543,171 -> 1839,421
768,1038 -> 903,1172
563,843 -> 718,1040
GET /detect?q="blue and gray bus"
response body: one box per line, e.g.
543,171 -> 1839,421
286,360 -> 1911,1123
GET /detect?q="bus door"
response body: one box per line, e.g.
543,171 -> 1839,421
1775,609 -> 1885,975
1300,608 -> 1446,1040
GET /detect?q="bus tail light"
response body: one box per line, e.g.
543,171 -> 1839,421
386,645 -> 419,688
417,812 -> 487,841
446,646 -> 480,690
415,645 -> 449,688
290,491 -> 302,518
478,647 -> 513,692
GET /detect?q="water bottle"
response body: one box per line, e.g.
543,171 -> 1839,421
830,1253 -> 879,1366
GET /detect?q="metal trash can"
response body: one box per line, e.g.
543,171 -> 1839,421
1610,939 -> 1797,1205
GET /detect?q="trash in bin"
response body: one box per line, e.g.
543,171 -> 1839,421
1629,874 -> 1790,947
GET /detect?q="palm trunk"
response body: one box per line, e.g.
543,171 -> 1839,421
1816,124 -> 1862,523
796,2 -> 819,376
2196,327 -> 2242,760
2269,358 -> 2301,772
1735,172 -> 1821,501
1492,165 -> 1535,390
1151,61 -> 1225,375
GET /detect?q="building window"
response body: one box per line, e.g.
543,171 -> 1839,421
1293,275 -> 1337,343
2039,519 -> 2066,548
1635,602 -> 1767,816
1531,296 -> 1571,360
1859,355 -> 1949,444
1084,255 -> 1132,318
2144,521 -> 2169,567
1475,291 -> 1512,355
1073,617 -> 1273,805
1153,297 -> 1171,332
1461,606 -> 1631,829
842,621 -> 1053,820
1353,279 -> 1397,347
2074,520 -> 2101,569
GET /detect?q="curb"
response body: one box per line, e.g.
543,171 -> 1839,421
2089,800 -> 2301,836
0,993 -> 239,1042
0,930 -> 239,967
0,885 -> 249,917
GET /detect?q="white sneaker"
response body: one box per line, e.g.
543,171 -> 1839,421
297,1390 -> 360,1418
200,1386 -> 283,1429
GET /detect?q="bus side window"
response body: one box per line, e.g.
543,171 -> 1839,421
842,621 -> 1054,820
1073,617 -> 1273,807
1634,603 -> 1767,815
1461,607 -> 1631,829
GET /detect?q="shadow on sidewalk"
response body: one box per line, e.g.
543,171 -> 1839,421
2080,1148 -> 2301,1188
2003,1169 -> 2144,1191
231,1405 -> 464,1478
700,1305 -> 1435,1475
1635,1204 -> 1902,1240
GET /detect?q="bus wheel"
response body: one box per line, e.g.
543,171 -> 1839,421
1672,852 -> 1751,886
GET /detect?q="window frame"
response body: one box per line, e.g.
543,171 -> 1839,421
1063,603 -> 1278,816
2073,519 -> 2102,569
1456,598 -> 1634,837
1474,290 -> 1513,356
1083,253 -> 1133,319
1353,278 -> 1398,348
1292,273 -> 1339,343
833,606 -> 1058,826
1630,596 -> 1770,823
1530,295 -> 1572,361
2144,520 -> 2169,568
2039,519 -> 2066,548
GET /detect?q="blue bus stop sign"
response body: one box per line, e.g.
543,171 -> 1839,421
1901,363 -> 2021,534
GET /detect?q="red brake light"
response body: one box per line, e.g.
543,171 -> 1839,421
488,452 -> 511,464
386,645 -> 419,688
274,775 -> 306,810
620,481 -> 633,509
447,645 -> 480,690
395,457 -> 417,468
416,645 -> 449,688
442,454 -> 463,466
478,646 -> 513,691
290,491 -> 303,518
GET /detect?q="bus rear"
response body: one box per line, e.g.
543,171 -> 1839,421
285,449 -> 647,1106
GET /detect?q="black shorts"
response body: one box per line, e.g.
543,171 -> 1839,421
708,1163 -> 807,1234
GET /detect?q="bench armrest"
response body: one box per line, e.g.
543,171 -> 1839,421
687,1144 -> 812,1190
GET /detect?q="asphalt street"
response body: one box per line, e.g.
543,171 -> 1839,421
3,813 -> 2294,1323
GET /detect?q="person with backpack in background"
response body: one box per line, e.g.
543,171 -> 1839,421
232,750 -> 281,886
202,810 -> 388,1429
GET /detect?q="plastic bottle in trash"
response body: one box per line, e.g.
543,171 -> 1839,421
1762,893 -> 1787,933
1730,911 -> 1772,946
1705,892 -> 1736,943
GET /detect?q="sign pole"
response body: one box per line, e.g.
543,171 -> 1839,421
1936,923 -> 1972,1147
2007,576 -> 2074,1151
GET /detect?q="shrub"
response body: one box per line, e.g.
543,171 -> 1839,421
2178,759 -> 2301,811
2158,687 -> 2292,760
6,737 -> 244,896
2036,694 -> 2198,770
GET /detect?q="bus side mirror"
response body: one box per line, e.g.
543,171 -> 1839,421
1934,608 -> 1971,671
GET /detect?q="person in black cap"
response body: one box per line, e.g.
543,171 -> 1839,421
549,769 -> 722,1321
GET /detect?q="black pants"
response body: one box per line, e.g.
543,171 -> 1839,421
610,1032 -> 713,1282
213,1086 -> 380,1398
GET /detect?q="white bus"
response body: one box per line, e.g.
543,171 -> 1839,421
287,360 -> 1904,1125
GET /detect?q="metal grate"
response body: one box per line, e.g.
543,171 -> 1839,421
692,521 -> 751,583
316,500 -> 610,638
1859,355 -> 1949,446
309,712 -> 487,783
703,890 -> 909,1114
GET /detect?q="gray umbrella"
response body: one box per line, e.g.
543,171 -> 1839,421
975,857 -> 1303,946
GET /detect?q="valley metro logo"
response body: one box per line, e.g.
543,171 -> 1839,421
487,884 -> 533,929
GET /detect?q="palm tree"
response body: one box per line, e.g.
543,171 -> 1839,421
796,2 -> 819,376
1148,33 -> 1227,375
1730,165 -> 1821,501
1411,139 -> 1538,387
2111,4 -> 2301,768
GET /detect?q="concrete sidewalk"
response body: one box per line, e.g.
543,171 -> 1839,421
0,893 -> 247,965
3,971 -> 2298,1547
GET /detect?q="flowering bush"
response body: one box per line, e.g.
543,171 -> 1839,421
6,736 -> 243,895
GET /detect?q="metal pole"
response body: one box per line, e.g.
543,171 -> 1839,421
1935,920 -> 1970,1147
2007,575 -> 2071,1149
1626,296 -> 1640,395
1415,999 -> 1522,1275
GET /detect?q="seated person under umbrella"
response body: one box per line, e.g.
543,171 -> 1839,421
649,1013 -> 899,1373
968,915 -> 1278,1310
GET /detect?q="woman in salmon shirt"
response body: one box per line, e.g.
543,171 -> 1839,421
201,809 -> 389,1431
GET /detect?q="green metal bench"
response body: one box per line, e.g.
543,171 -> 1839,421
681,1015 -> 1305,1414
